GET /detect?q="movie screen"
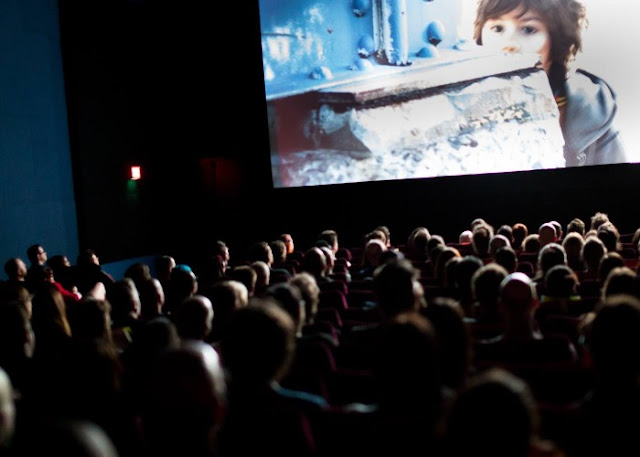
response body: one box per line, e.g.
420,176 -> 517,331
260,0 -> 639,188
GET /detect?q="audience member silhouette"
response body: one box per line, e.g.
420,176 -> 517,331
471,263 -> 509,326
14,419 -> 120,457
494,245 -> 518,274
153,255 -> 175,292
566,217 -> 586,237
25,244 -> 48,293
0,368 -> 15,454
251,260 -> 271,296
46,254 -> 77,296
141,340 -> 226,457
563,295 -> 640,456
581,236 -> 607,281
444,367 -> 561,457
562,231 -> 586,273
229,265 -> 257,297
204,280 -> 248,344
511,222 -> 528,251
136,277 -> 165,322
163,264 -> 197,315
421,297 -> 472,392
74,249 -> 115,297
106,278 -> 141,352
173,294 -> 214,342
217,299 -> 324,457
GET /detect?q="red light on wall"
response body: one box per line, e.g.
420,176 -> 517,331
130,166 -> 142,180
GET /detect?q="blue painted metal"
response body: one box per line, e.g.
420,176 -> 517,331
259,0 -> 463,100
379,0 -> 409,65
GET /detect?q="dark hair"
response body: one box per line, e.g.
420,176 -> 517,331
474,0 -> 586,75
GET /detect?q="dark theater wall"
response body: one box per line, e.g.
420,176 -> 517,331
0,0 -> 79,263
57,0 -> 640,262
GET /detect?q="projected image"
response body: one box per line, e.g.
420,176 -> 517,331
260,0 -> 634,188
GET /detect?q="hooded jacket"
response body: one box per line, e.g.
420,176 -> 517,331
562,69 -> 627,167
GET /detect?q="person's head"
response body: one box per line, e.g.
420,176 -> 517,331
106,277 -> 141,325
434,247 -> 462,283
374,258 -> 423,317
538,222 -> 558,247
265,282 -> 306,337
500,272 -> 538,319
0,368 -> 15,448
318,229 -> 339,253
27,244 -> 47,266
601,267 -> 638,300
422,297 -> 471,390
68,297 -> 112,344
489,234 -> 511,258
375,225 -> 392,248
167,264 -> 198,310
445,367 -> 540,457
582,236 -> 607,272
494,245 -> 518,273
4,258 -> 27,282
373,312 -> 442,418
319,246 -> 336,275
597,222 -> 621,253
459,230 -> 473,244
549,220 -> 563,241
138,277 -> 165,320
588,294 -> 640,381
142,341 -> 227,456
269,240 -> 287,264
206,280 -> 248,343
566,217 -> 586,237
598,252 -> 625,285
154,255 -> 176,282
544,264 -> 579,298
562,231 -> 585,270
301,247 -> 327,279
290,272 -> 320,323
522,234 -> 540,254
496,224 -> 514,245
511,222 -> 528,249
453,255 -> 485,305
230,265 -> 257,297
363,239 -> 388,268
407,227 -> 431,260
77,249 -> 100,267
213,240 -> 230,270
220,298 -> 296,386
247,241 -> 273,267
472,263 -> 509,320
173,294 -> 214,341
365,229 -> 387,246
536,242 -> 567,279
279,233 -> 295,255
124,262 -> 152,289
590,211 -> 610,232
474,0 -> 587,75
472,224 -> 493,257
250,261 -> 271,293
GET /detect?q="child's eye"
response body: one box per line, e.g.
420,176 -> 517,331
490,24 -> 504,33
521,26 -> 538,35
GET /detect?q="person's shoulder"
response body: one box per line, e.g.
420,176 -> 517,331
567,69 -> 617,112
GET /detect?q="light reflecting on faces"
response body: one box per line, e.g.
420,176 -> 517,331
481,7 -> 552,73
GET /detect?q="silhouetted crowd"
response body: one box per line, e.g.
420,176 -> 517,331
1,212 -> 639,456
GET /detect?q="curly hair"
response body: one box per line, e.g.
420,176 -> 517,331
474,0 -> 587,75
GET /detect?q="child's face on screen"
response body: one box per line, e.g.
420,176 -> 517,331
481,6 -> 552,73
